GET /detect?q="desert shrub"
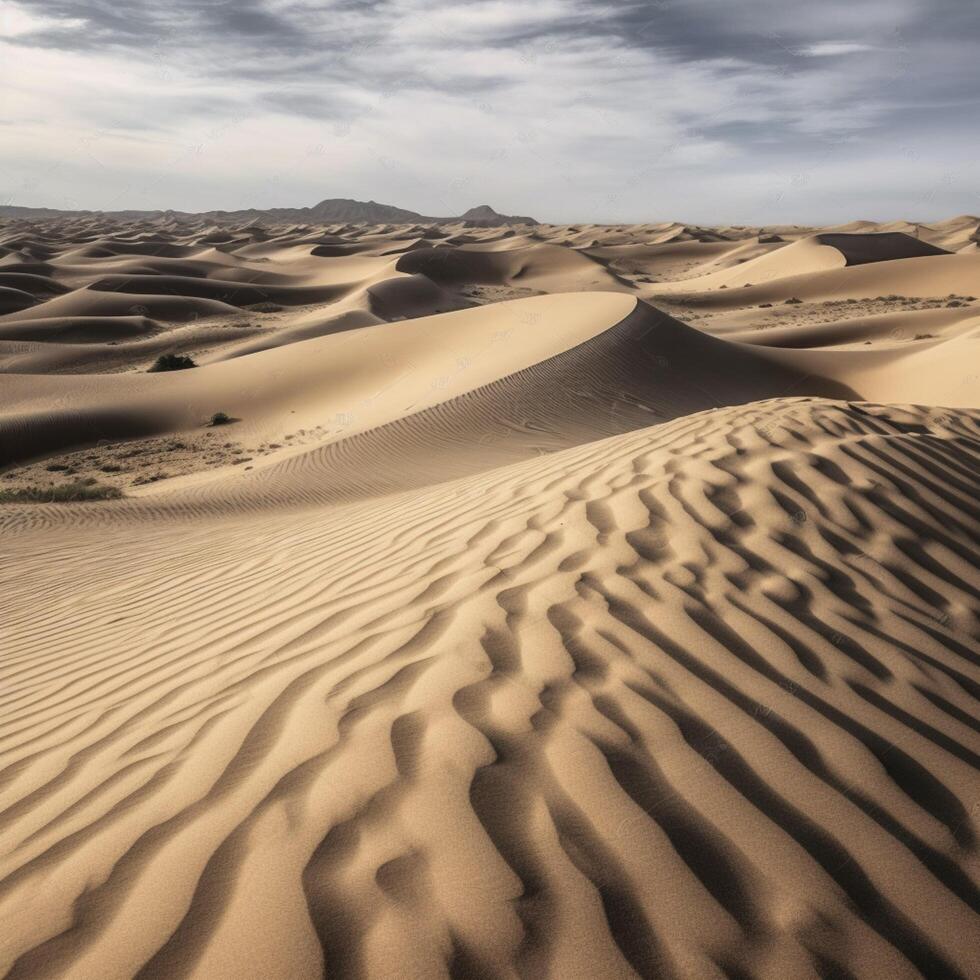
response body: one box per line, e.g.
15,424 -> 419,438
0,480 -> 123,503
149,353 -> 196,373
784,297 -> 803,305
209,412 -> 232,426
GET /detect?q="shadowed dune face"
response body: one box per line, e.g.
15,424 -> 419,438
1,215 -> 979,980
812,232 -> 949,266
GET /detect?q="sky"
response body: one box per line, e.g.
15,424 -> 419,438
1,0 -> 978,224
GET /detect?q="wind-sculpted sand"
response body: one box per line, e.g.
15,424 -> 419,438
1,215 -> 978,979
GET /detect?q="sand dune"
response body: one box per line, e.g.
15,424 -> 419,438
395,242 -> 629,292
640,233 -> 954,294
813,233 -> 948,265
1,216 -> 978,979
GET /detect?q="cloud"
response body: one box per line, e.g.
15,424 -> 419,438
799,41 -> 876,56
0,1 -> 85,37
0,0 -> 978,221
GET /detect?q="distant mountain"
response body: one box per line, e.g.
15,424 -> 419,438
308,198 -> 428,223
459,204 -> 537,226
0,198 -> 539,227
0,204 -> 157,221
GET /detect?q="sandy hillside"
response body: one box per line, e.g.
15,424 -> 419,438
1,215 -> 979,980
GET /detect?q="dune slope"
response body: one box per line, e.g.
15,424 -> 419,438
2,399 -> 979,980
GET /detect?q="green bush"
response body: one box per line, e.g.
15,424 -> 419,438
209,412 -> 232,426
149,353 -> 197,373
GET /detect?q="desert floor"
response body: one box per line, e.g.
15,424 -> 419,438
1,215 -> 979,979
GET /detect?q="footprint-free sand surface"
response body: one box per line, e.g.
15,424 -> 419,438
1,215 -> 979,979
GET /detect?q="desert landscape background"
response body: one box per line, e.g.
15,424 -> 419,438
0,205 -> 978,979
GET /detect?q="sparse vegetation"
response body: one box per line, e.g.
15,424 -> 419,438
784,297 -> 803,305
0,479 -> 123,503
209,412 -> 232,426
148,353 -> 197,373
244,301 -> 283,313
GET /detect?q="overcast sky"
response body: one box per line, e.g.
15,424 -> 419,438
1,0 -> 978,223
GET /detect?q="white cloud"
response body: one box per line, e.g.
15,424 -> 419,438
799,41 -> 876,56
0,0 -> 84,37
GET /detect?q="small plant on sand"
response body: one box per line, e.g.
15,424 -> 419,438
784,297 -> 803,305
148,353 -> 197,373
209,412 -> 232,426
0,479 -> 123,503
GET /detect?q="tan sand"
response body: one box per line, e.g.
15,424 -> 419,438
0,217 -> 978,979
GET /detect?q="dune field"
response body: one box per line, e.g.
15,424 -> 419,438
1,214 -> 979,979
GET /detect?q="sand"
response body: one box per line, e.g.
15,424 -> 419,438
1,215 -> 978,980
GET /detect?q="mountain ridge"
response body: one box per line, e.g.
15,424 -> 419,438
0,198 -> 539,226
